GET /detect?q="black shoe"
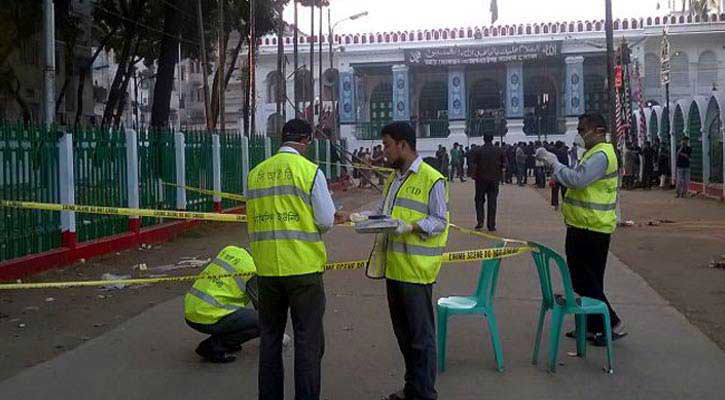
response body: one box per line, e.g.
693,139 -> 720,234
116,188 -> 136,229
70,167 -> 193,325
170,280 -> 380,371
565,329 -> 596,340
383,390 -> 406,400
223,344 -> 242,353
591,322 -> 628,347
196,344 -> 237,363
488,227 -> 496,232
474,224 -> 483,230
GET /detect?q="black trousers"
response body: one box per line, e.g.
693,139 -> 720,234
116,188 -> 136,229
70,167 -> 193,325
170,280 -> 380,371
551,184 -> 567,207
186,308 -> 259,354
258,273 -> 325,400
565,226 -> 621,333
386,279 -> 437,400
474,179 -> 499,230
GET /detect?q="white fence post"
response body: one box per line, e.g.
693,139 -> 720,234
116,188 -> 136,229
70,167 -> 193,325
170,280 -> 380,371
174,132 -> 187,210
264,136 -> 272,159
325,140 -> 332,177
58,133 -> 76,248
212,134 -> 222,212
125,129 -> 140,232
241,136 -> 250,197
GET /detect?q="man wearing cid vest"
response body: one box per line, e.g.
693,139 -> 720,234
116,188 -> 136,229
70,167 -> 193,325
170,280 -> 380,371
184,246 -> 260,363
344,122 -> 449,400
247,119 -> 339,400
536,113 -> 628,347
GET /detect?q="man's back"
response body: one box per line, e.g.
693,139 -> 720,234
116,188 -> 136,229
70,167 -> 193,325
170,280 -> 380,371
473,144 -> 504,182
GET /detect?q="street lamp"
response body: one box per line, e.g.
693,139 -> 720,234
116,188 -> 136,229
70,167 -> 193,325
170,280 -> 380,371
327,10 -> 368,138
329,11 -> 368,70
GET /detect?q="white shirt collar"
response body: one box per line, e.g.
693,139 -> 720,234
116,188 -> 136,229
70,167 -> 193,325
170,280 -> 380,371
397,155 -> 423,178
279,145 -> 299,155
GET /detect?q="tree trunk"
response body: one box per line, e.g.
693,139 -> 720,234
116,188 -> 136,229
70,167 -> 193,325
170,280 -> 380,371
209,31 -> 232,129
74,28 -> 117,126
150,2 -> 184,130
101,33 -> 133,127
112,57 -> 139,129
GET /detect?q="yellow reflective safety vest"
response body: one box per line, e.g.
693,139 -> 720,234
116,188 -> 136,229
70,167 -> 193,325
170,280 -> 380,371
246,151 -> 327,276
561,142 -> 619,234
184,246 -> 256,325
367,161 -> 450,284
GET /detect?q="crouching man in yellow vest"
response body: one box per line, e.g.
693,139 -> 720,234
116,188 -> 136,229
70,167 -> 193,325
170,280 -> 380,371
536,113 -> 627,347
184,246 -> 261,363
341,122 -> 449,400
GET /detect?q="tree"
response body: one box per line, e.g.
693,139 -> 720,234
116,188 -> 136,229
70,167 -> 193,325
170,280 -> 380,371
92,0 -> 165,128
0,1 -> 42,123
149,0 -> 282,131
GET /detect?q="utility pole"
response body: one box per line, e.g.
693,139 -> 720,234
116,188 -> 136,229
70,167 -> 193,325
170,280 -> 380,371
276,1 -> 284,121
197,0 -> 212,131
293,0 -> 299,116
43,0 -> 56,127
605,0 -> 617,145
218,0 -> 226,132
309,2 -> 315,126
250,0 -> 257,136
319,2 -> 323,134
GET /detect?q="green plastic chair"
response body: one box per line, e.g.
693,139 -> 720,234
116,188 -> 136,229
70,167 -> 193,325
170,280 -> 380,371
436,246 -> 505,372
528,242 -> 614,373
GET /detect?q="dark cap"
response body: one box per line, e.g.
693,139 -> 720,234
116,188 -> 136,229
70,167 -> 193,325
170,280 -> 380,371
282,119 -> 312,142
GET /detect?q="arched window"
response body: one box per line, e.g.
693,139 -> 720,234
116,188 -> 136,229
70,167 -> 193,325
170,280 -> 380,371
644,53 -> 661,92
697,51 -> 718,92
266,71 -> 284,104
671,51 -> 689,88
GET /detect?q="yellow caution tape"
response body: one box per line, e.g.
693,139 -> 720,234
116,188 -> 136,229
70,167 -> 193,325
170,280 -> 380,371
448,223 -> 529,245
162,182 -> 246,202
0,200 -> 247,223
0,246 -> 532,290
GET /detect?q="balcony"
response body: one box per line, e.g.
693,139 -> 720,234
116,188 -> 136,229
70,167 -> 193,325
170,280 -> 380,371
354,120 -> 391,140
416,119 -> 449,138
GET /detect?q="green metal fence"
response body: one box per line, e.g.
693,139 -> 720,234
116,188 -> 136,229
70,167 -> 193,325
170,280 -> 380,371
184,130 -> 214,212
138,129 -> 176,227
0,123 -> 61,261
73,127 -> 128,242
219,131 -> 244,209
249,135 -> 266,170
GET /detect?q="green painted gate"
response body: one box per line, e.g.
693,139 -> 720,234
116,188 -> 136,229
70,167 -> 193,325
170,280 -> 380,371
0,123 -> 61,261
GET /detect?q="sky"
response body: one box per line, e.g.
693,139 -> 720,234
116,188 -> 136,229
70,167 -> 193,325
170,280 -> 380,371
282,0 -> 675,35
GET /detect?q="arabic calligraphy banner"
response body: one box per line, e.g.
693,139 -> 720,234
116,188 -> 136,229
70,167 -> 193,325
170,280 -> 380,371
405,42 -> 561,66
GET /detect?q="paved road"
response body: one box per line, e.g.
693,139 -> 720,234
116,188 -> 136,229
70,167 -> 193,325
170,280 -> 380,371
2,183 -> 723,399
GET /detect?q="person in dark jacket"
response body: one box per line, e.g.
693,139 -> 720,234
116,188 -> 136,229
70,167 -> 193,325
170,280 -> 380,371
471,135 -> 505,231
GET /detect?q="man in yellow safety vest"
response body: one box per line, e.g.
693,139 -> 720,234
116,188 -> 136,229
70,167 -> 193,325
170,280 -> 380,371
536,113 -> 627,347
247,118 -> 341,400
184,246 -> 260,363
342,122 -> 449,400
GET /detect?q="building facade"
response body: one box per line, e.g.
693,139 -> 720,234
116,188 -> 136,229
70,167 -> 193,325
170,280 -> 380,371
253,12 -> 725,197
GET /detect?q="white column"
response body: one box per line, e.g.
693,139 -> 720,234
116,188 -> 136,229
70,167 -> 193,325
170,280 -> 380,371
125,129 -> 140,229
174,132 -> 187,210
58,133 -> 75,240
325,140 -> 331,177
212,134 -> 222,210
264,136 -> 272,159
241,135 -> 250,197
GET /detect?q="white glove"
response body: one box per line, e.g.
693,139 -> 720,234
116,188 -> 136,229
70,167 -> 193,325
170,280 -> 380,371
349,213 -> 368,223
535,147 -> 558,167
393,220 -> 414,236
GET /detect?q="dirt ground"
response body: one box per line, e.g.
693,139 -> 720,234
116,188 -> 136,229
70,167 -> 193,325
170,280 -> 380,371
0,186 -> 378,382
536,184 -> 725,350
